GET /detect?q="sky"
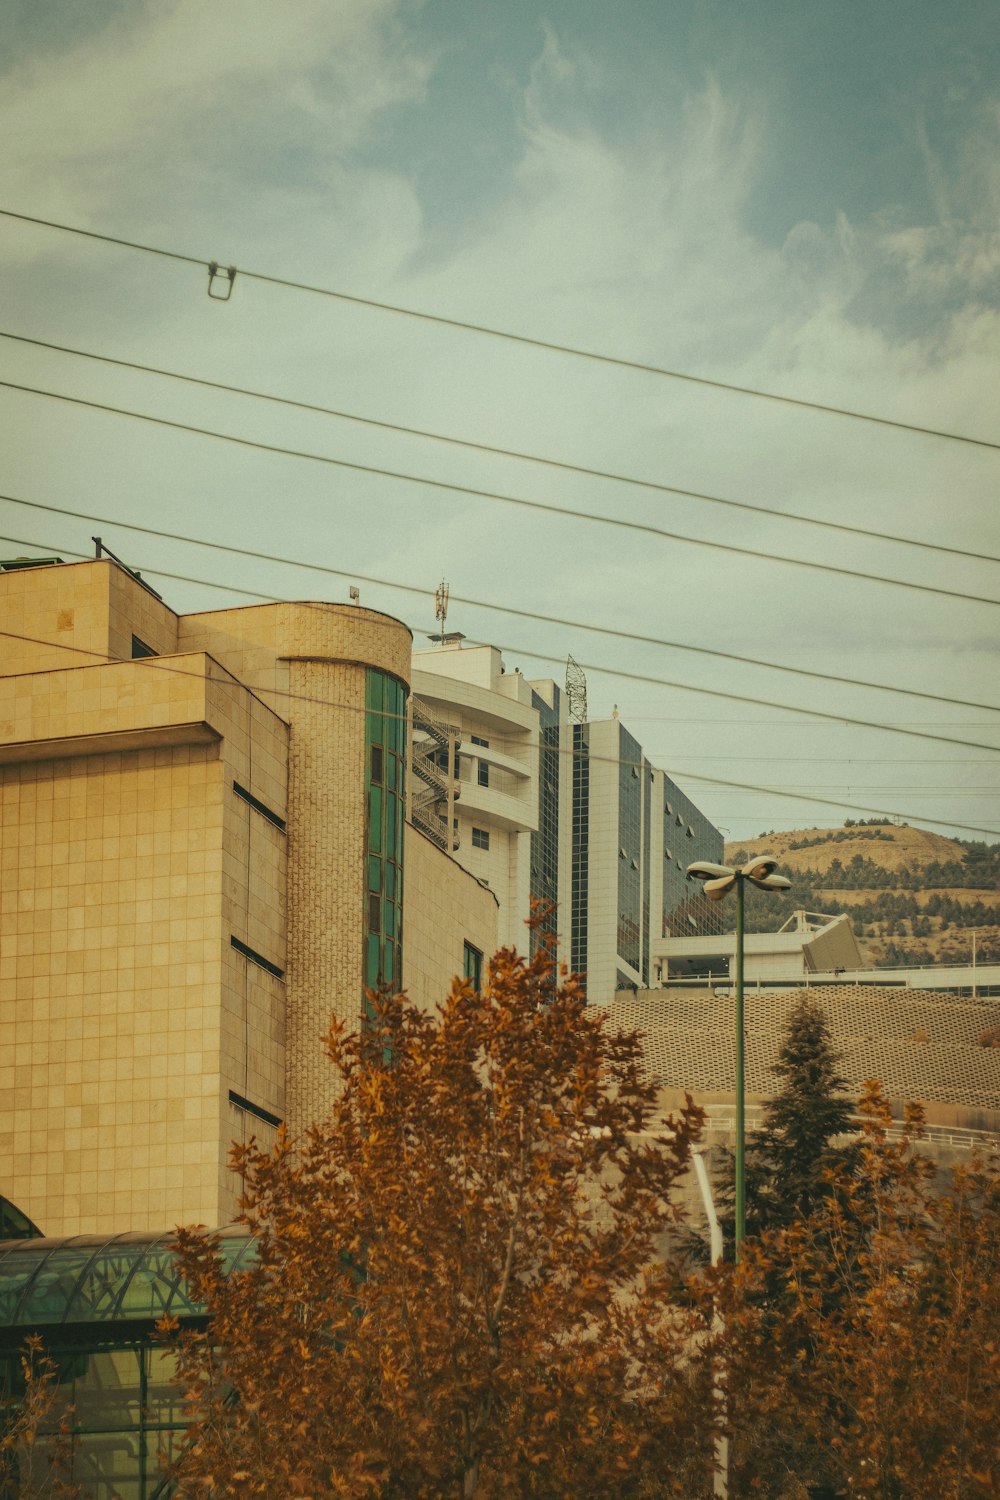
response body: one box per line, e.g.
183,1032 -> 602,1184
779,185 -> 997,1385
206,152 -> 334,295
1,0 -> 998,847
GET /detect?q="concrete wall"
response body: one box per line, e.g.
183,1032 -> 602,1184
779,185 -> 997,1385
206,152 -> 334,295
402,824 -> 499,1014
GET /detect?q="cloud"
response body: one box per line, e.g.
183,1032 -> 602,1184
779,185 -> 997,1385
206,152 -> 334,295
0,10 -> 997,837
0,0 -> 430,234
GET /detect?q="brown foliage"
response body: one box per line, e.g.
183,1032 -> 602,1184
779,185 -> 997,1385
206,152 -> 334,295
0,1338 -> 81,1500
722,1085 -> 1000,1499
166,939 -> 715,1499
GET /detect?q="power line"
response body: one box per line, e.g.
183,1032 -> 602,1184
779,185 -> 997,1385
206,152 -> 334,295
500,642 -> 1000,758
3,528 -> 1000,764
686,788 -> 995,795
662,769 -> 1000,836
3,329 -> 995,569
3,379 -> 998,611
2,617 -> 997,839
3,491 -> 998,716
2,206 -> 997,452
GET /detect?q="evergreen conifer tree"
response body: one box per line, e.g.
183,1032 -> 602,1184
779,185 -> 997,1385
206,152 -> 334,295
746,995 -> 855,1235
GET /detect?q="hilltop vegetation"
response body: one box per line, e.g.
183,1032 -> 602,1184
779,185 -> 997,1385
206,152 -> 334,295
724,821 -> 1000,966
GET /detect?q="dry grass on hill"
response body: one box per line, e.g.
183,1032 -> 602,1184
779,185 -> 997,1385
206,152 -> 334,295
724,823 -> 1000,967
727,823 -> 965,875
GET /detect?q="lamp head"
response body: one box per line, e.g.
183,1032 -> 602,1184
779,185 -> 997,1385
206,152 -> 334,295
686,860 -> 734,883
741,855 -> 779,881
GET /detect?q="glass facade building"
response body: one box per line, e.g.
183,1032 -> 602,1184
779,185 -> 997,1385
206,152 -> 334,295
616,725 -> 643,978
0,1229 -> 255,1500
569,719 -> 724,1004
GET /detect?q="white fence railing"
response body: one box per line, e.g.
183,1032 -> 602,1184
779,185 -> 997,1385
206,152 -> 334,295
698,1107 -> 997,1154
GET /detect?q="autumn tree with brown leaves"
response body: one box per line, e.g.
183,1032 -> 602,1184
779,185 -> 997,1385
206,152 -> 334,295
722,1086 -> 1000,1500
167,939 -> 715,1500
0,1339 -> 80,1500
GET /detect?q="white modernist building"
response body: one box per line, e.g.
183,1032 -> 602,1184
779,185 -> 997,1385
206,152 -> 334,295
411,638 -> 571,954
652,908 -> 867,986
568,718 -> 725,1002
410,640 -> 724,1001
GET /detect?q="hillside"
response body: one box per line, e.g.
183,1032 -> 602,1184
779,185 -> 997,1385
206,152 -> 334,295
723,820 -> 1000,966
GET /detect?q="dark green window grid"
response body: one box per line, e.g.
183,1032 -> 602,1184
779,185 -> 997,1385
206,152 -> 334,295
570,724 -> 590,991
365,669 -> 407,1004
529,689 -> 561,956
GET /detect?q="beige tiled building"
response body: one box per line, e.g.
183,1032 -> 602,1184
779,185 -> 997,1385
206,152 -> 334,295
0,559 -> 496,1238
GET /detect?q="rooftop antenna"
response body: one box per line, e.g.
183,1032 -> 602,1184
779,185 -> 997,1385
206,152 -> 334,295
565,654 -> 587,723
434,580 -> 449,646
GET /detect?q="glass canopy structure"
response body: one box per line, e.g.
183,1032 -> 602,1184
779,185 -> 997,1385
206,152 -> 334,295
0,1228 -> 255,1500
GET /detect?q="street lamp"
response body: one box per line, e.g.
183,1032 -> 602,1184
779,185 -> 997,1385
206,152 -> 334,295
686,856 -> 791,1254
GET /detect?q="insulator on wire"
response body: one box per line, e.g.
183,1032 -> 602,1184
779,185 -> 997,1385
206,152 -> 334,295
207,261 -> 237,301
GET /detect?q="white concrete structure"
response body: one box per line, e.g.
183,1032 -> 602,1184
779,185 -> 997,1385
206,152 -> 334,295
412,639 -> 570,953
410,641 -> 724,1000
652,908 -> 866,985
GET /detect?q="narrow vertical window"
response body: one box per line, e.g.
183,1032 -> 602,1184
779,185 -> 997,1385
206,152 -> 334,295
463,941 -> 483,994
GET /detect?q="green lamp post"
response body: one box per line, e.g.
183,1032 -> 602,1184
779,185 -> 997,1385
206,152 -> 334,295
685,856 -> 791,1253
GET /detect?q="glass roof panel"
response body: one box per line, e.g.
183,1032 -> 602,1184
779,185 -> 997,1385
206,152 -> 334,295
116,1246 -> 200,1320
18,1245 -> 106,1325
0,1249 -> 48,1324
0,1227 -> 254,1328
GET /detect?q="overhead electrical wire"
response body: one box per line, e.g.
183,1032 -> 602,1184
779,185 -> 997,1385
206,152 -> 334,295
1,617 -> 996,838
3,527 -> 1000,766
659,769 -> 1000,835
1,206 -> 997,452
2,491 -> 998,716
3,379 -> 998,611
2,329 -> 995,568
489,641 -> 1000,758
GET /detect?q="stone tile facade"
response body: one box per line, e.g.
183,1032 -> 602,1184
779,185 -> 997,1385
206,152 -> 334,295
0,562 -> 484,1238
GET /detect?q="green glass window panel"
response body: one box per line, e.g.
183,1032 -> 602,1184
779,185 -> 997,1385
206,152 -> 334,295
65,1245 -> 166,1323
382,938 -> 395,984
0,1249 -> 45,1322
384,863 -> 396,901
386,795 -> 397,858
71,1347 -> 142,1430
370,742 -> 384,784
368,855 -> 381,893
116,1248 -> 196,1320
22,1247 -> 105,1324
366,933 -> 380,987
387,752 -> 397,791
0,1195 -> 41,1239
368,785 -> 383,852
464,942 -> 483,993
366,672 -> 384,712
144,1346 -> 184,1417
383,901 -> 396,939
228,1235 -> 259,1272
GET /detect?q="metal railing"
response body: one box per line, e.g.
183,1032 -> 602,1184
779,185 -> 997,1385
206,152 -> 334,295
698,1106 -> 997,1154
